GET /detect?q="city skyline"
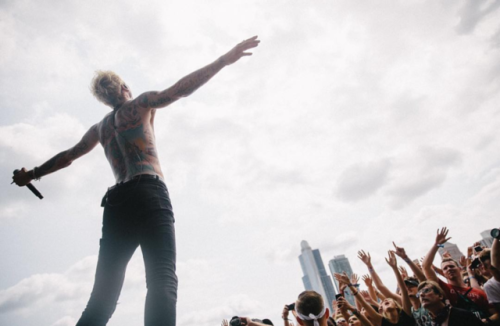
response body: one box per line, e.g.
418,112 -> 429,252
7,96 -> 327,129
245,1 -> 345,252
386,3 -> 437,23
298,241 -> 337,312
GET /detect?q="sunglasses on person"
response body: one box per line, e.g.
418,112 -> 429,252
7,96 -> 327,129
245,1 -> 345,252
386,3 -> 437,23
416,287 -> 434,297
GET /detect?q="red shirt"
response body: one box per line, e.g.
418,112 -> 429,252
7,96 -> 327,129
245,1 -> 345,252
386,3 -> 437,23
438,278 -> 491,314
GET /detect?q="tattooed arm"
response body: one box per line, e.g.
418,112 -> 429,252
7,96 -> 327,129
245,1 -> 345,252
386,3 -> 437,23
13,125 -> 99,186
137,36 -> 260,109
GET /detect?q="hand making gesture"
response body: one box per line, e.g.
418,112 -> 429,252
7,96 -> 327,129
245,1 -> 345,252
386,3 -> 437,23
221,36 -> 260,65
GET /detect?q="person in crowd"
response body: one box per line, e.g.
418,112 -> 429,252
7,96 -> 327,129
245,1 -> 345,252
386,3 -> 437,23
292,291 -> 330,326
358,247 -> 430,326
336,296 -> 373,326
480,237 -> 500,324
335,251 -> 416,326
422,228 -> 495,321
417,280 -> 483,326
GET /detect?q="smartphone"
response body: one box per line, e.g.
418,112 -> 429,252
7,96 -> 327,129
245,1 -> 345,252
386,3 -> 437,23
335,294 -> 343,300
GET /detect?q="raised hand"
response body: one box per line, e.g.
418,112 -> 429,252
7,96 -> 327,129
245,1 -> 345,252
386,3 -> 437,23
385,251 -> 397,269
362,274 -> 373,287
435,227 -> 451,245
399,266 -> 408,279
339,281 -> 347,293
351,273 -> 359,285
221,36 -> 260,65
222,319 -> 229,326
282,305 -> 290,320
357,250 -> 372,267
334,272 -> 351,285
442,250 -> 452,259
360,290 -> 375,305
392,242 -> 408,259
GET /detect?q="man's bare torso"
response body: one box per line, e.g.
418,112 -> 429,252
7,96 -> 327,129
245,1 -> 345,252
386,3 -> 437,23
96,100 -> 163,183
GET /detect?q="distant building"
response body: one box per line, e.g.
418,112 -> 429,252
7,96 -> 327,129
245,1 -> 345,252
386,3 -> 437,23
299,241 -> 337,311
328,255 -> 355,306
438,242 -> 464,262
480,229 -> 494,248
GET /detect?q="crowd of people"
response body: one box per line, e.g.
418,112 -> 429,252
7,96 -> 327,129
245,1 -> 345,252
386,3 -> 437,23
223,227 -> 499,326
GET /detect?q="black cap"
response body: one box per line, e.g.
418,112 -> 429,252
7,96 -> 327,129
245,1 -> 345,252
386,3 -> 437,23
262,319 -> 273,326
404,278 -> 419,287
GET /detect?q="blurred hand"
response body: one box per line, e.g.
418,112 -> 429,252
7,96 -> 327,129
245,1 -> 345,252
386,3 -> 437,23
362,274 -> 373,287
399,266 -> 408,279
360,290 -> 375,305
392,242 -> 408,259
222,319 -> 229,326
385,251 -> 397,269
282,305 -> 290,320
334,272 -> 351,285
12,167 -> 31,187
357,250 -> 372,267
442,250 -> 452,259
351,273 -> 359,285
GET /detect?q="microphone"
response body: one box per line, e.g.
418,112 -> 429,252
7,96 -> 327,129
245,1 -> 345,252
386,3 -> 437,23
13,169 -> 44,200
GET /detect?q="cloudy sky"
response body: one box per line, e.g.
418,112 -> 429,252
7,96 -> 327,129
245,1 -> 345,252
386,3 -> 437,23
1,0 -> 499,325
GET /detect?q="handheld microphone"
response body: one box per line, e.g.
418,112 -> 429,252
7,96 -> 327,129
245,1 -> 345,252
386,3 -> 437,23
13,169 -> 43,199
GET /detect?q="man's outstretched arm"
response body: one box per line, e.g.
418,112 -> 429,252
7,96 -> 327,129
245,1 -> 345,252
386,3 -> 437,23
137,36 -> 260,109
13,125 -> 99,186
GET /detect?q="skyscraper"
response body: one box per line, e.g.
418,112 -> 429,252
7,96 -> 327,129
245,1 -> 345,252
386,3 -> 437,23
438,242 -> 464,262
299,241 -> 337,311
480,229 -> 494,248
328,255 -> 355,306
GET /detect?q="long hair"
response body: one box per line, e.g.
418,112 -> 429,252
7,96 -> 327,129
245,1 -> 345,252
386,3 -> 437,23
380,298 -> 402,320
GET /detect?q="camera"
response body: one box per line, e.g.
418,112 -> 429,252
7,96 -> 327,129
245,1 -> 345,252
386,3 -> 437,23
491,228 -> 500,240
286,303 -> 295,311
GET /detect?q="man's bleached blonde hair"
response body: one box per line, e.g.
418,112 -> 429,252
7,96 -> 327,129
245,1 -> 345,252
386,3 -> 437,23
90,70 -> 127,108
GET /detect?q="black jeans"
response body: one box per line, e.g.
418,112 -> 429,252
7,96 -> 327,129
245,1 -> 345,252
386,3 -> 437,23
76,175 -> 177,326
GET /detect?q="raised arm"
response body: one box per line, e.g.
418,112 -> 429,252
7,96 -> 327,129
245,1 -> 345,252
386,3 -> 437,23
137,36 -> 260,109
422,227 -> 450,283
334,272 -> 383,326
385,251 -> 412,316
13,124 -> 99,186
357,250 -> 400,302
392,242 -> 426,282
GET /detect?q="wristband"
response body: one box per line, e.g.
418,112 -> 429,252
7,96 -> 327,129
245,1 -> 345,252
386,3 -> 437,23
403,257 -> 412,263
368,267 -> 374,273
437,244 -> 445,248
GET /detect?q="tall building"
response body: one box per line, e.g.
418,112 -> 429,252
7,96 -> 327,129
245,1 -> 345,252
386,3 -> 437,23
480,229 -> 494,248
328,255 -> 355,306
299,241 -> 337,311
437,242 -> 464,262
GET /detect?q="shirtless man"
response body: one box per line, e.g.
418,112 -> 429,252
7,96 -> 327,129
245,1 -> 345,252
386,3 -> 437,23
12,36 -> 260,326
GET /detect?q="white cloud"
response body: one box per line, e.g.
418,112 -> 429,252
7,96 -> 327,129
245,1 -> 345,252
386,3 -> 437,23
336,159 -> 391,202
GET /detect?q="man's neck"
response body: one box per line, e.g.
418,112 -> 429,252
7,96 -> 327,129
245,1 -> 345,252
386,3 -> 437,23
447,278 -> 466,288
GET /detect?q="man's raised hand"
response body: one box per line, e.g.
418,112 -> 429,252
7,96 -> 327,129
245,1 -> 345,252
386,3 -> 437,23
221,36 -> 260,65
435,227 -> 451,246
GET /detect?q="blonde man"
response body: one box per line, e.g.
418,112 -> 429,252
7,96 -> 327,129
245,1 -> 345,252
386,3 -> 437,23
13,36 -> 260,326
